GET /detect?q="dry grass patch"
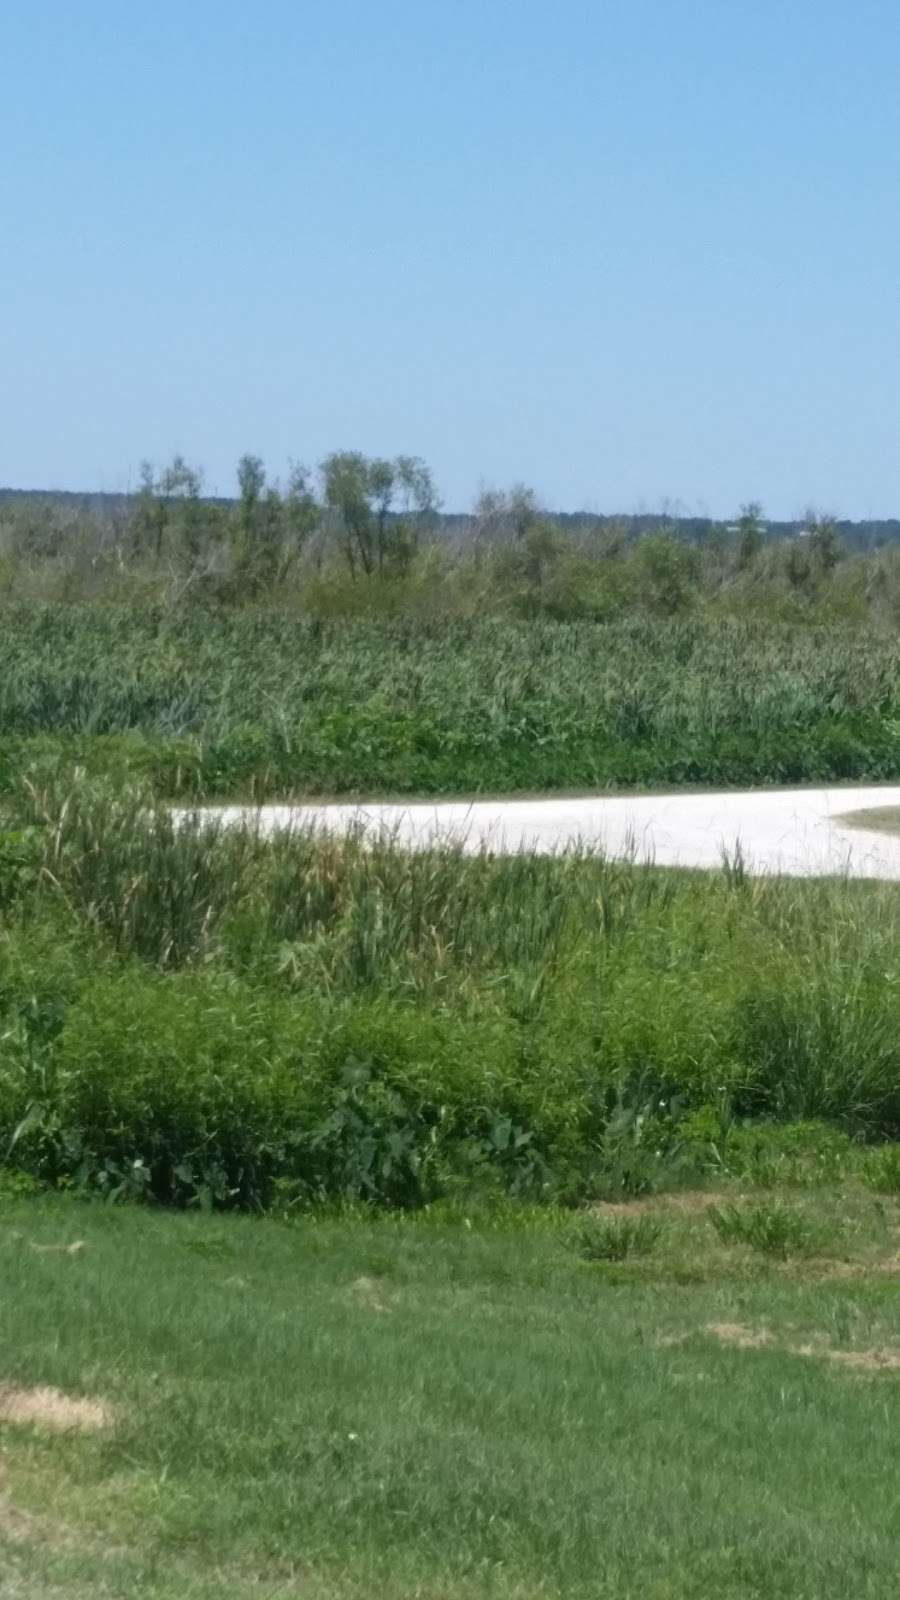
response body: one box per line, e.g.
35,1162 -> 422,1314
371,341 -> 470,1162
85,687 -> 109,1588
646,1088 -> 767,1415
795,1345 -> 900,1374
7,1231 -> 87,1258
0,1385 -> 114,1434
704,1323 -> 900,1375
28,1240 -> 86,1258
349,1275 -> 391,1313
591,1191 -> 732,1219
661,1191 -> 735,1217
705,1322 -> 775,1350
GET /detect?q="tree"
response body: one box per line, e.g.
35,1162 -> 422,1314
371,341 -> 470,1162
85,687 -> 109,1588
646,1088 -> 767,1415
321,451 -> 376,577
805,509 -> 842,574
368,457 -> 397,572
633,534 -> 699,615
232,455 -> 319,596
785,540 -> 812,591
508,484 -> 541,541
736,501 -> 764,569
395,456 -> 436,517
391,455 -> 437,572
320,452 -> 437,578
472,483 -> 541,543
236,454 -> 266,540
281,464 -> 320,581
131,455 -> 204,566
132,460 -> 168,564
472,487 -> 509,542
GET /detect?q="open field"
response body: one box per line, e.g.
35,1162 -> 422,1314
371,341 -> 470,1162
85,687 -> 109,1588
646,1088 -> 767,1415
1,1190 -> 899,1599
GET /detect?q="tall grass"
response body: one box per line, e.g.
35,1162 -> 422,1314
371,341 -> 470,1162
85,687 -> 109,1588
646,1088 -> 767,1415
3,604 -> 900,796
2,782 -> 900,1207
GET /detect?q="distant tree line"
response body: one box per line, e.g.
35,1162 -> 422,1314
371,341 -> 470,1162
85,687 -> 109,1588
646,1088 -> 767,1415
2,453 -> 900,624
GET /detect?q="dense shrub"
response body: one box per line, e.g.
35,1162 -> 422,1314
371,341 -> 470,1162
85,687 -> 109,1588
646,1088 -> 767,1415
0,966 -> 595,1208
1,797 -> 900,1208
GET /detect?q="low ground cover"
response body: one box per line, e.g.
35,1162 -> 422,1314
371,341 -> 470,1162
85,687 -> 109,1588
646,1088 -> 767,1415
0,1188 -> 898,1598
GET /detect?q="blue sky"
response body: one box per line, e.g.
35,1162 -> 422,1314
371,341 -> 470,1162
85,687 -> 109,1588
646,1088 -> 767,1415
3,0 -> 899,515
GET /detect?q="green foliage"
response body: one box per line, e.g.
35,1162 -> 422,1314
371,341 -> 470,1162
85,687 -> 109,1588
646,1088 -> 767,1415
321,450 -> 436,578
731,979 -> 900,1130
707,1201 -> 824,1258
708,1120 -> 861,1187
6,468 -> 900,1215
4,606 -> 900,799
8,457 -> 900,629
2,791 -> 900,1209
571,1211 -> 664,1261
631,534 -> 700,615
0,825 -> 43,907
229,456 -> 319,598
737,501 -> 765,568
861,1144 -> 900,1195
0,1166 -> 42,1199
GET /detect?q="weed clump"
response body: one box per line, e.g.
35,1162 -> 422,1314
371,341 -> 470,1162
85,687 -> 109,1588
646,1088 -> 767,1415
707,1201 -> 824,1259
571,1213 -> 664,1262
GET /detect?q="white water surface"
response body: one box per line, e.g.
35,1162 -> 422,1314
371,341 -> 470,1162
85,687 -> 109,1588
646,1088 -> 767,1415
186,786 -> 900,880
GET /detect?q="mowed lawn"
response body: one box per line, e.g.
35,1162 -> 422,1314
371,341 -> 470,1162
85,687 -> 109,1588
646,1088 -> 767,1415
1,1192 -> 899,1599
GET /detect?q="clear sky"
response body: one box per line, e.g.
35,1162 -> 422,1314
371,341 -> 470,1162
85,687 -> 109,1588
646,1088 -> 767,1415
3,1 -> 899,516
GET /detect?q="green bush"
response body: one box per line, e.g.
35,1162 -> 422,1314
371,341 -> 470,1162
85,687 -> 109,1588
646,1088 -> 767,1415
710,1120 -> 860,1187
0,826 -> 43,907
0,967 -> 566,1208
571,1212 -> 664,1262
4,970 -> 315,1207
731,982 -> 900,1134
707,1201 -> 824,1259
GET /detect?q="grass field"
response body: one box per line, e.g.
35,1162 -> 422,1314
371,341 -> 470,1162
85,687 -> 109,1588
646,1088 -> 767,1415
1,1188 -> 899,1599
